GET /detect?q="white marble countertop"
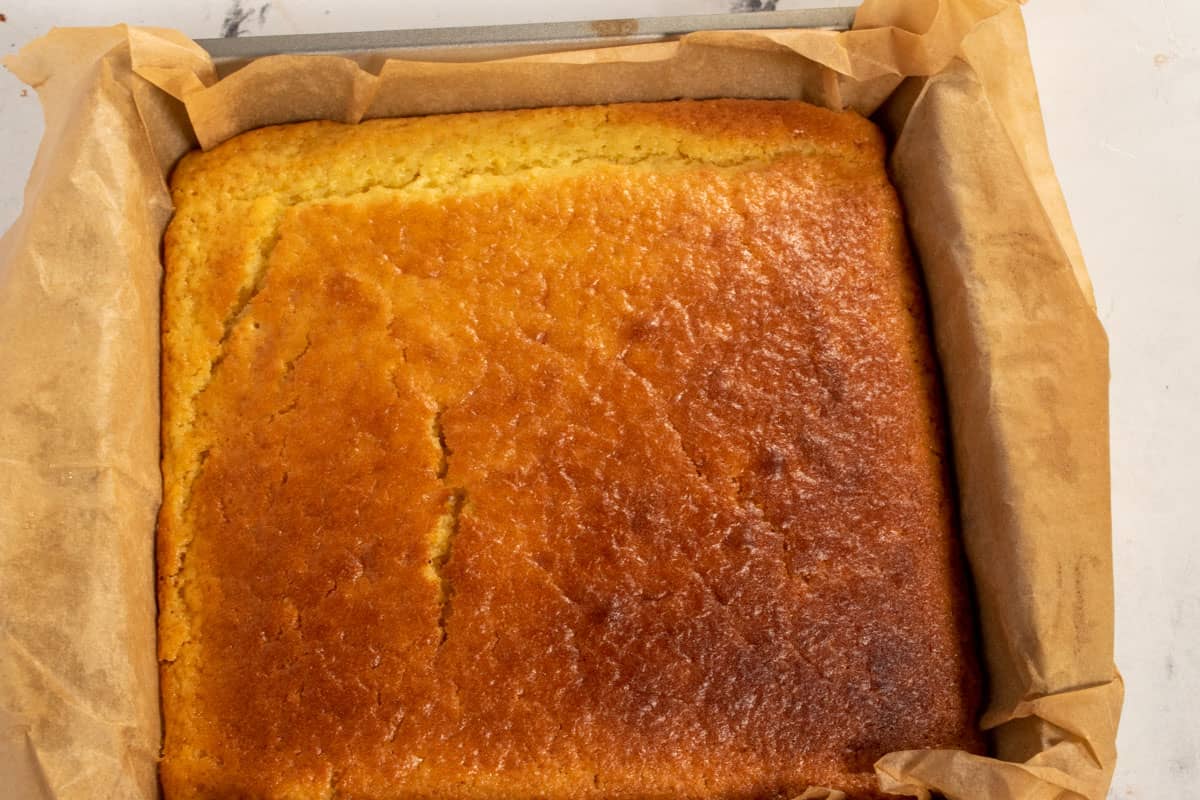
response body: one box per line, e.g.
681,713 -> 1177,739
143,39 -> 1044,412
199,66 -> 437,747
1,2 -> 1196,798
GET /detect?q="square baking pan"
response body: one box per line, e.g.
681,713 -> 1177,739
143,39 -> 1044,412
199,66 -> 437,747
0,1 -> 1120,797
196,7 -> 858,75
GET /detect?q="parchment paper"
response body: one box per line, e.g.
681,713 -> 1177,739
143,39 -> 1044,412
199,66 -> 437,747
0,1 -> 1121,798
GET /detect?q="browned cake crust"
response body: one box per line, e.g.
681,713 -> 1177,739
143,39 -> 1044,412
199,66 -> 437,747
159,99 -> 983,799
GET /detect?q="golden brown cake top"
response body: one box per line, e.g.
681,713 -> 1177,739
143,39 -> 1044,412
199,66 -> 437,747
159,100 -> 982,800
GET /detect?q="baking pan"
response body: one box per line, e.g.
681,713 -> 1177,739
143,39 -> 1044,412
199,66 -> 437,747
1,3 -> 1120,797
196,8 -> 858,75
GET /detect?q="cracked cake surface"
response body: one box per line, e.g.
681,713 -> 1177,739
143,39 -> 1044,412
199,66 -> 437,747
157,99 -> 983,800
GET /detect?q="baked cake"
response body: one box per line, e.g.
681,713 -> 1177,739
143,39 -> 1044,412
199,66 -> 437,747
158,99 -> 982,799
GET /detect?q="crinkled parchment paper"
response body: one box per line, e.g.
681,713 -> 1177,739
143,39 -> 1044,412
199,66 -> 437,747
0,1 -> 1121,798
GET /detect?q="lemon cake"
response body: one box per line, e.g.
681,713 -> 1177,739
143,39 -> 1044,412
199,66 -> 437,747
158,99 -> 983,799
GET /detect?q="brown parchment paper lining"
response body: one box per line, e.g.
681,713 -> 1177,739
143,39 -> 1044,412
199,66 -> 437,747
0,1 -> 1120,798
